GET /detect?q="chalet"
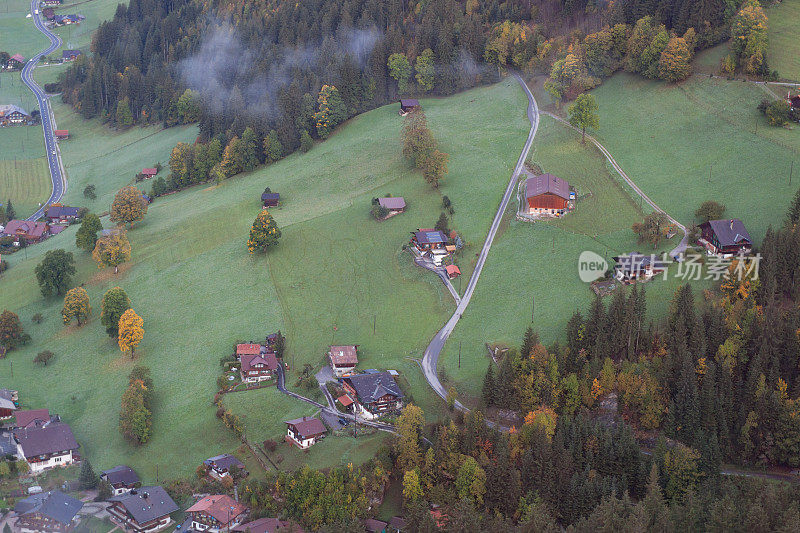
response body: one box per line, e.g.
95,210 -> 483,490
699,219 -> 752,257
15,409 -> 52,429
54,129 -> 69,140
100,465 -> 140,496
0,388 -> 18,419
328,345 -> 358,377
42,7 -> 55,20
612,253 -> 668,283
342,372 -> 404,416
107,486 -> 178,533
445,264 -> 461,279
0,104 -> 30,124
240,351 -> 278,383
262,192 -> 280,207
525,174 -> 571,216
7,54 -> 26,69
284,417 -> 327,449
52,14 -> 84,25
203,454 -> 246,480
14,490 -> 82,533
378,197 -> 406,214
41,0 -> 63,6
365,518 -> 388,532
142,168 -> 158,179
62,50 -> 81,61
399,99 -> 420,115
186,494 -> 248,532
411,229 -> 448,252
45,205 -> 80,224
388,516 -> 406,532
2,220 -> 49,244
232,517 -> 303,532
14,422 -> 79,474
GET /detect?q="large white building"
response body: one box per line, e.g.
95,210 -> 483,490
14,422 -> 79,474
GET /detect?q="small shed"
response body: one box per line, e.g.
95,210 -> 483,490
141,168 -> 157,178
62,50 -> 81,61
262,192 -> 280,207
54,130 -> 69,140
445,264 -> 461,279
378,197 -> 406,213
399,99 -> 420,115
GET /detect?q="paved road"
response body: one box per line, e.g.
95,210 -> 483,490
420,74 -> 540,409
22,0 -> 66,221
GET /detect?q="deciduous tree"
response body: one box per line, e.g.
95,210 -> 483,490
695,201 -> 726,223
568,93 -> 600,143
75,213 -> 103,251
33,350 -> 54,366
247,209 -> 282,253
118,308 -> 144,358
92,231 -> 131,274
0,310 -> 25,349
35,249 -> 76,297
101,287 -> 131,337
415,49 -> 435,93
387,53 -> 412,94
314,85 -> 348,139
110,186 -> 147,227
402,469 -> 423,503
659,36 -> 692,82
62,287 -> 91,326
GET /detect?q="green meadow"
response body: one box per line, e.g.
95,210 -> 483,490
767,0 -> 800,82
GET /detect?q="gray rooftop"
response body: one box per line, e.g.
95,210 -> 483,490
525,173 -> 570,201
344,372 -> 404,404
109,486 -> 178,524
702,219 -> 752,247
15,490 -> 83,525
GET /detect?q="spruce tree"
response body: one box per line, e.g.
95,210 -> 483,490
6,200 -> 15,221
79,459 -> 98,490
787,187 -> 800,226
496,351 -> 516,409
521,326 -> 537,358
482,362 -> 496,406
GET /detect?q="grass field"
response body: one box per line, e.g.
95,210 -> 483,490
767,0 -> 800,82
0,80 -> 529,482
0,0 -> 48,58
0,157 -> 51,216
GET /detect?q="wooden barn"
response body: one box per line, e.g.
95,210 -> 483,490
525,174 -> 571,216
399,99 -> 420,115
699,219 -> 752,256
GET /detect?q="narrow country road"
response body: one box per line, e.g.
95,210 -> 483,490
22,0 -> 66,221
420,73 -> 540,409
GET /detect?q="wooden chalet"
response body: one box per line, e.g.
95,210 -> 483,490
285,417 -> 327,449
101,465 -> 140,496
45,205 -> 80,224
2,220 -> 50,243
378,197 -> 406,214
186,495 -> 248,532
525,174 -> 572,216
328,345 -> 358,377
0,104 -> 29,125
7,54 -> 26,69
399,99 -> 420,115
342,372 -> 404,416
612,253 -> 668,283
411,229 -> 448,252
141,168 -> 158,178
54,129 -> 69,140
240,351 -> 278,383
107,486 -> 178,533
0,389 -> 18,419
203,453 -> 247,480
262,192 -> 280,207
61,50 -> 81,62
14,490 -> 83,533
14,421 -> 79,474
699,219 -> 752,256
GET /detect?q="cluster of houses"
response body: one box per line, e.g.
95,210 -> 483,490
0,205 -> 82,246
328,345 -> 405,420
234,337 -> 280,384
3,54 -> 26,71
0,104 -> 32,126
43,12 -> 85,27
409,228 -> 457,269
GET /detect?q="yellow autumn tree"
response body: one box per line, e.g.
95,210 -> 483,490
110,186 -> 148,227
62,287 -> 91,326
247,209 -> 282,253
118,308 -> 144,358
659,36 -> 692,82
92,231 -> 132,274
524,406 -> 558,440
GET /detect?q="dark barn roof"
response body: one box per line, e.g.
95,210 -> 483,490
285,417 -> 327,439
109,486 -> 178,524
46,205 -> 80,219
101,465 -> 139,486
344,372 -> 404,404
378,197 -> 406,210
400,99 -> 420,108
15,491 -> 83,525
261,192 -> 280,201
525,173 -> 570,201
701,219 -> 752,247
414,229 -> 448,245
204,453 -> 245,473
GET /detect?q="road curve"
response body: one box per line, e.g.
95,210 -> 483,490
22,0 -> 65,221
420,74 -> 540,409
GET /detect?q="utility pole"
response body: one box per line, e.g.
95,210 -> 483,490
709,164 -> 712,183
373,315 -> 376,335
531,296 -> 535,322
458,341 -> 461,369
791,160 -> 794,185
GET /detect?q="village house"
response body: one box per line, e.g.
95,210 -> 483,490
525,174 -> 572,217
2,220 -> 50,244
107,486 -> 178,533
388,516 -> 406,532
7,54 -> 26,69
261,192 -> 280,207
612,253 -> 668,283
14,490 -> 83,533
232,517 -> 303,532
45,205 -> 80,224
342,372 -> 404,417
203,454 -> 246,480
328,345 -> 358,377
399,99 -> 420,115
365,518 -> 388,533
240,351 -> 278,383
14,421 -> 79,474
0,104 -> 30,125
14,408 -> 54,429
0,388 -> 18,419
101,465 -> 140,496
411,229 -> 448,252
284,417 -> 327,449
62,50 -> 81,61
54,129 -> 69,140
378,197 -> 406,215
51,14 -> 85,26
141,168 -> 158,179
698,218 -> 752,257
186,494 -> 248,532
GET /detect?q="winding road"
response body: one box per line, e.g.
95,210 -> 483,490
22,0 -> 66,221
420,74 -> 540,409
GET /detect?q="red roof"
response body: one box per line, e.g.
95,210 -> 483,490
10,54 -> 25,63
186,495 -> 247,524
54,129 -> 68,137
329,345 -> 358,366
142,168 -> 157,176
240,352 -> 278,373
2,220 -> 48,239
285,417 -> 327,439
445,265 -> 461,278
236,344 -> 262,356
337,395 -> 354,407
15,409 -> 49,428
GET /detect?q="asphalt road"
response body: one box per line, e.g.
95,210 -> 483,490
420,74 -> 540,409
22,0 -> 66,222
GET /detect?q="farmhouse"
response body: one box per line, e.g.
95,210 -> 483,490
232,517 -> 303,532
107,486 -> 178,533
0,388 -> 18,419
2,220 -> 50,243
328,345 -> 358,377
240,351 -> 278,383
203,454 -> 246,480
52,14 -> 85,25
15,408 -> 52,429
14,490 -> 83,533
45,205 -> 80,224
525,174 -> 572,216
54,129 -> 69,140
62,50 -> 81,61
0,104 -> 30,125
612,253 -> 668,283
378,197 -> 406,214
342,372 -> 404,416
186,494 -> 248,532
411,229 -> 448,252
261,192 -> 280,207
14,422 -> 79,473
698,218 -> 752,256
285,417 -> 327,449
100,465 -> 140,496
7,54 -> 25,69
142,168 -> 158,178
399,99 -> 420,115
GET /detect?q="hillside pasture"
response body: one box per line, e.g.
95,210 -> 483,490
0,157 -> 51,217
0,0 -> 48,58
767,0 -> 800,82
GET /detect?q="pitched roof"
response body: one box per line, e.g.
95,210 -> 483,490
389,516 -> 406,530
15,409 -> 50,428
366,518 -> 388,532
108,486 -> 178,524
337,394 -> 353,407
186,495 -> 247,524
232,517 -> 302,533
344,373 -> 404,404
701,219 -> 752,247
285,417 -> 327,439
414,229 -> 448,245
62,50 -> 81,59
101,465 -> 139,486
400,99 -> 420,107
240,352 -> 278,373
54,129 -> 69,137
204,454 -> 245,473
261,192 -> 280,201
525,173 -> 570,201
9,54 -> 25,63
445,264 -> 461,277
329,345 -> 358,366
0,395 -> 15,411
46,205 -> 80,218
2,220 -> 48,238
378,197 -> 406,210
15,490 -> 82,525
142,168 -> 158,176
236,343 -> 262,356
14,422 -> 79,458
0,104 -> 28,117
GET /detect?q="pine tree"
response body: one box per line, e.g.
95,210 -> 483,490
6,200 -> 15,221
264,129 -> 283,163
482,362 -> 496,406
787,188 -> 800,226
299,130 -> 313,153
521,326 -> 537,358
78,459 -> 98,489
247,209 -> 282,253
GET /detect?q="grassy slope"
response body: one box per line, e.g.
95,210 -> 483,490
767,0 -> 800,82
50,0 -> 120,54
0,80 -> 528,481
0,0 -> 47,58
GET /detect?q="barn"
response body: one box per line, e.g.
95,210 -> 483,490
525,174 -> 571,216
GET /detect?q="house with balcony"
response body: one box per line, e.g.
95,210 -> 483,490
108,486 -> 178,533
